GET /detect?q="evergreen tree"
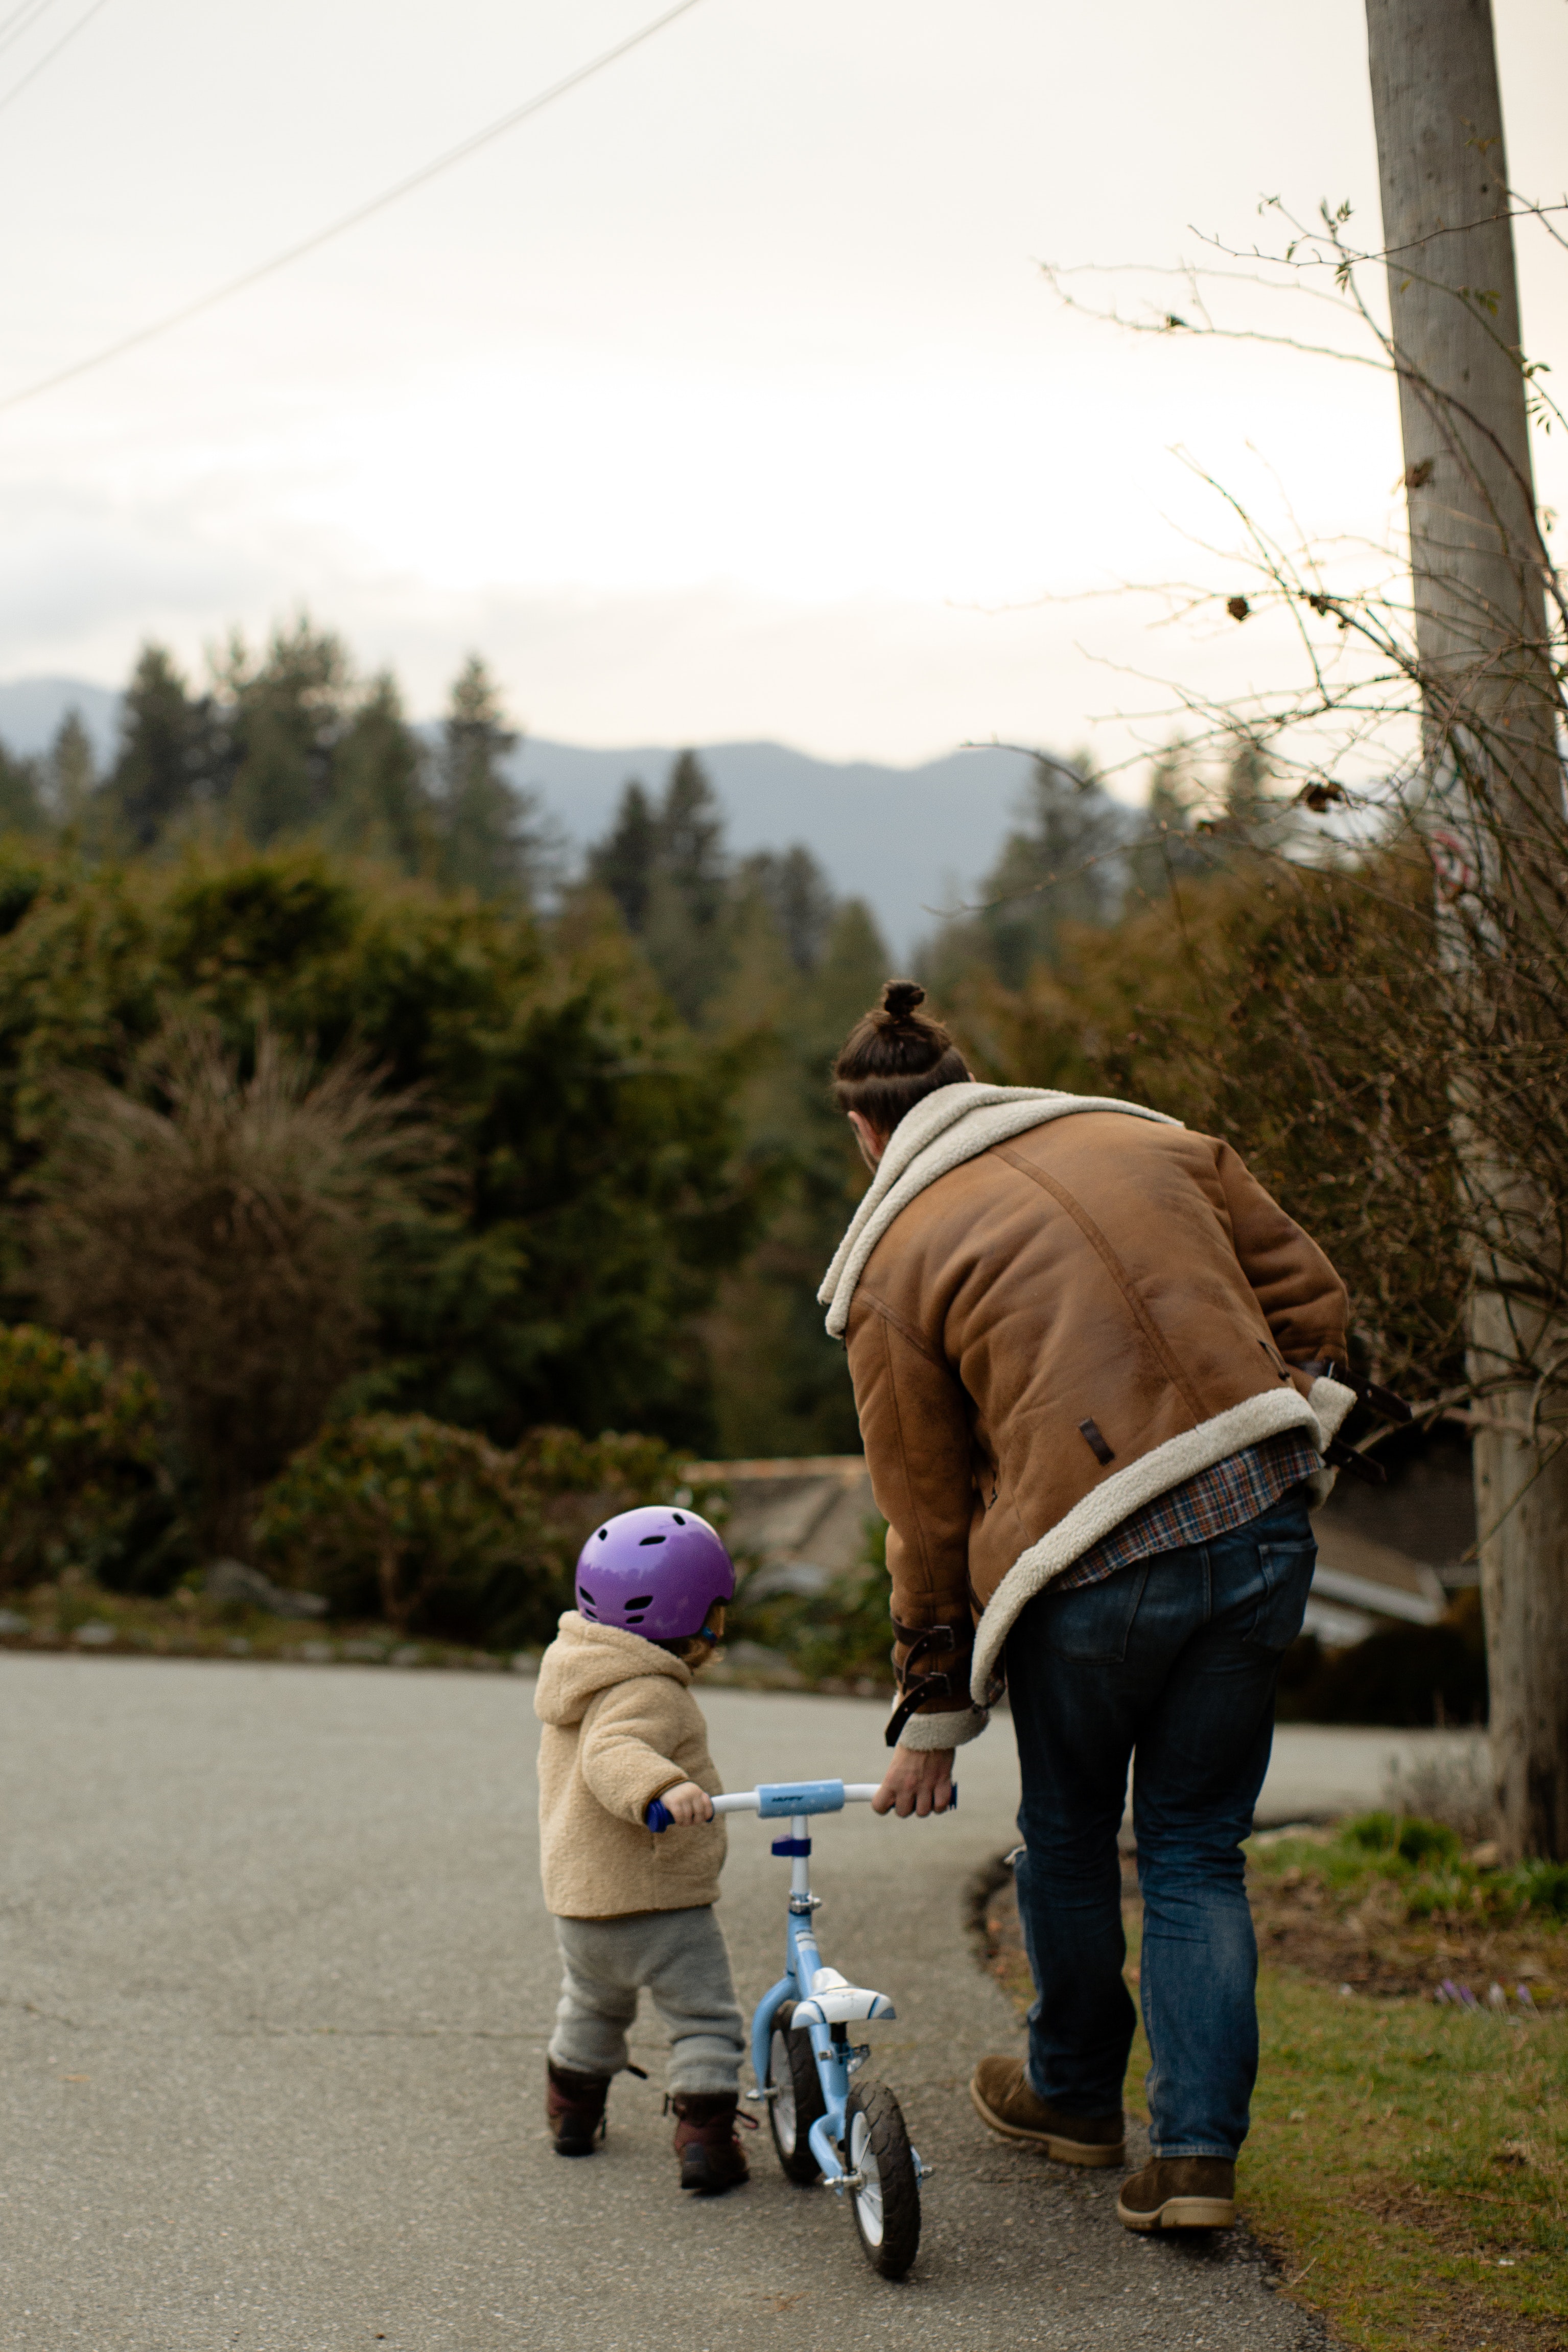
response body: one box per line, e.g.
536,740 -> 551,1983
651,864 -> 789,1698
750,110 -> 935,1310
586,751 -> 732,1023
436,656 -> 544,899
587,780 -> 659,929
1127,739 -> 1212,901
741,845 -> 834,973
0,741 -> 45,839
220,620 -> 351,848
657,751 -> 727,929
330,674 -> 434,875
45,711 -> 96,828
925,754 -> 1129,993
105,644 -> 221,850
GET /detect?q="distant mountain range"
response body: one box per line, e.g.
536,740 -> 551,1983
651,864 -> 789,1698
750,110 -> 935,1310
0,677 -> 1040,956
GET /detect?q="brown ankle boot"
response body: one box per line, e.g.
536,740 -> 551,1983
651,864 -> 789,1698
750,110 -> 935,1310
547,2061 -> 609,2157
969,2057 -> 1125,2164
1118,2156 -> 1236,2230
669,2092 -> 753,2194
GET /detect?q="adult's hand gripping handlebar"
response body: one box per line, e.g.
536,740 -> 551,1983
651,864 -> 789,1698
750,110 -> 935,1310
645,1774 -> 955,1832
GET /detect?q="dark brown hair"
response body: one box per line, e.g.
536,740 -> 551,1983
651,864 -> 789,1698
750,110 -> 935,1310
832,980 -> 969,1137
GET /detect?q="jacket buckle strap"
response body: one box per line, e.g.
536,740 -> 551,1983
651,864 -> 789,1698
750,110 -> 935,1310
884,1675 -> 962,1748
1293,1357 -> 1412,1426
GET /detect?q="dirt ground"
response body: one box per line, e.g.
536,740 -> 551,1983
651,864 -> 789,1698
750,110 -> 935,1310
979,1854 -> 1565,2010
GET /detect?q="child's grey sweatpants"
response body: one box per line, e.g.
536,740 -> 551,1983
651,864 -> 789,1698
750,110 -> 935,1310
549,1905 -> 744,2094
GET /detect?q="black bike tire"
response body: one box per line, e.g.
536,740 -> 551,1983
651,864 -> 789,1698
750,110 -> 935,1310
765,1999 -> 827,2184
845,2081 -> 922,2279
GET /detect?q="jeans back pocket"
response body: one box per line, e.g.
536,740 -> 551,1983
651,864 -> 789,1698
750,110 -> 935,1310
1244,1538 -> 1317,1654
1040,1559 -> 1152,1663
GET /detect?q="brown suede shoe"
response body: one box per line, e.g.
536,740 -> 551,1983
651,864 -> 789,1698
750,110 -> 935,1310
969,2057 -> 1125,2164
669,2092 -> 754,2194
1118,2157 -> 1236,2230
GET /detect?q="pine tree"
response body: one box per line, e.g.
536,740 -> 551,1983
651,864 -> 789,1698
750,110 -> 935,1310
436,656 -> 543,899
658,751 -> 727,929
331,674 -> 434,874
105,645 -> 221,850
221,620 -> 351,848
45,711 -> 97,828
741,845 -> 834,973
0,740 -> 45,838
587,780 -> 659,929
586,751 -> 733,1023
926,754 -> 1128,993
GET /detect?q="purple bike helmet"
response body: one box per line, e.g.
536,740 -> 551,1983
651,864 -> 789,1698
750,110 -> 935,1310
575,1505 -> 735,1641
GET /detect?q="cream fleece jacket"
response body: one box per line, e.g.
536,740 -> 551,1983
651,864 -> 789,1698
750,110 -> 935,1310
533,1611 -> 727,1919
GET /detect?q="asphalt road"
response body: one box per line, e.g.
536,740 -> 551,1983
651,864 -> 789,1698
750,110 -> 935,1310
0,1655 -> 1435,2350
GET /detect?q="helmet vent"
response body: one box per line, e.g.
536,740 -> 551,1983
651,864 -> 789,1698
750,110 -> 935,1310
625,1596 -> 654,1610
638,1534 -> 667,1546
672,1511 -> 686,1524
625,1613 -> 646,1624
579,1588 -> 596,1605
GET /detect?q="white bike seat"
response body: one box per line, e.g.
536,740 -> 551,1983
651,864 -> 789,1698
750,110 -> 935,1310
790,1965 -> 897,2028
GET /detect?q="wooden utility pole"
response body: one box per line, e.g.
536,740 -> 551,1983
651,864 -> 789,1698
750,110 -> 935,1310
1365,0 -> 1568,1858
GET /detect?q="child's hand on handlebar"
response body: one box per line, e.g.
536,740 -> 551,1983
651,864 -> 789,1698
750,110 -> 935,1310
656,1781 -> 714,1826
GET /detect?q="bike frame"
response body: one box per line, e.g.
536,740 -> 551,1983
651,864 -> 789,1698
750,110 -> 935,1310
646,1774 -> 950,2190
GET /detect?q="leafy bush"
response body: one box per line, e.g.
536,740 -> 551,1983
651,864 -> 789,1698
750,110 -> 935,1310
254,1413 -> 709,1646
0,1323 -> 161,1590
0,844 -> 762,1454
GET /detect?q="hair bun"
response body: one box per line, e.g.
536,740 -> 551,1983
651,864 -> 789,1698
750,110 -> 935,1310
880,979 -> 926,1022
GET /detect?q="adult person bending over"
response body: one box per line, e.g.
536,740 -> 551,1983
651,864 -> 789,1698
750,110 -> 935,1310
823,981 -> 1353,2234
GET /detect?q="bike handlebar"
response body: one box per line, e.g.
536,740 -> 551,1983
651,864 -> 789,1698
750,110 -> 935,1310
645,1775 -> 956,1832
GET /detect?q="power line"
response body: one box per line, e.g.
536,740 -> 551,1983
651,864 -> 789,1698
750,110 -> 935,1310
0,0 -> 711,417
0,0 -> 58,61
0,0 -> 112,118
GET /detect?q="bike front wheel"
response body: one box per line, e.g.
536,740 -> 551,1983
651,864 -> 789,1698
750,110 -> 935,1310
765,1999 -> 827,2184
845,2082 -> 921,2279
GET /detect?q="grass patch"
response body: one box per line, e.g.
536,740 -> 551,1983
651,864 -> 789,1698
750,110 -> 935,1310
979,1860 -> 1568,2348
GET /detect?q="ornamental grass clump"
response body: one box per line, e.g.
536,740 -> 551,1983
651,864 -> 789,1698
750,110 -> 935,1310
0,1323 -> 161,1589
25,1018 -> 444,1559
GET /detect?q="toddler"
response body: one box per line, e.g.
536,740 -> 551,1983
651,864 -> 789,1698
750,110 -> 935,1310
533,1503 -> 751,2193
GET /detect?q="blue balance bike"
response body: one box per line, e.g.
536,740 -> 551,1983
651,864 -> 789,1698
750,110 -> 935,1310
649,1775 -> 949,2278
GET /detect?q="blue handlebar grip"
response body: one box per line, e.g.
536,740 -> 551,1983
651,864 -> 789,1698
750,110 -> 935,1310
951,1781 -> 957,1810
646,1798 -> 673,1833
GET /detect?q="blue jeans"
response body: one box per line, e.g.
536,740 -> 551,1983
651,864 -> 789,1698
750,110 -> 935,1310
1005,1487 -> 1316,2159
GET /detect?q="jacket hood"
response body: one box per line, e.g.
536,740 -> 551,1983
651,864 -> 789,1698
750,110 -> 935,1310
533,1609 -> 691,1728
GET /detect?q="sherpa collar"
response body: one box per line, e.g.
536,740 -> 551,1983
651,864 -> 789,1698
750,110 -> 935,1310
817,1081 -> 1181,1338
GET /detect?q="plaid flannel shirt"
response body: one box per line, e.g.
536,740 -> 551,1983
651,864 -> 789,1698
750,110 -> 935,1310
1053,1429 -> 1321,1593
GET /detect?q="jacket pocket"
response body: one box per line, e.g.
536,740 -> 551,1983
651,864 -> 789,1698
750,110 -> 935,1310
1042,1560 -> 1152,1663
1244,1539 -> 1317,1654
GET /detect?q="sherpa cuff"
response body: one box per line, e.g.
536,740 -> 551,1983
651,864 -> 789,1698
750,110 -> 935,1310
894,1705 -> 989,1751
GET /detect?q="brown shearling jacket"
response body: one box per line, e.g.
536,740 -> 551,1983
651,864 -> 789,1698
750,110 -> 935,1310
844,1109 -> 1350,1744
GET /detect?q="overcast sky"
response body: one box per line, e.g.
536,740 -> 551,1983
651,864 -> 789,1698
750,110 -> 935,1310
1,0 -> 1564,772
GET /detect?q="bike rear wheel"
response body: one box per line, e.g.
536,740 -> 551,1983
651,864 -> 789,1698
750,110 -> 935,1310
766,2000 -> 827,2184
845,2082 -> 921,2279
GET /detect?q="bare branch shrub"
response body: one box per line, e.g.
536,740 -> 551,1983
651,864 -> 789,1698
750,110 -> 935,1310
958,196 -> 1567,1428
